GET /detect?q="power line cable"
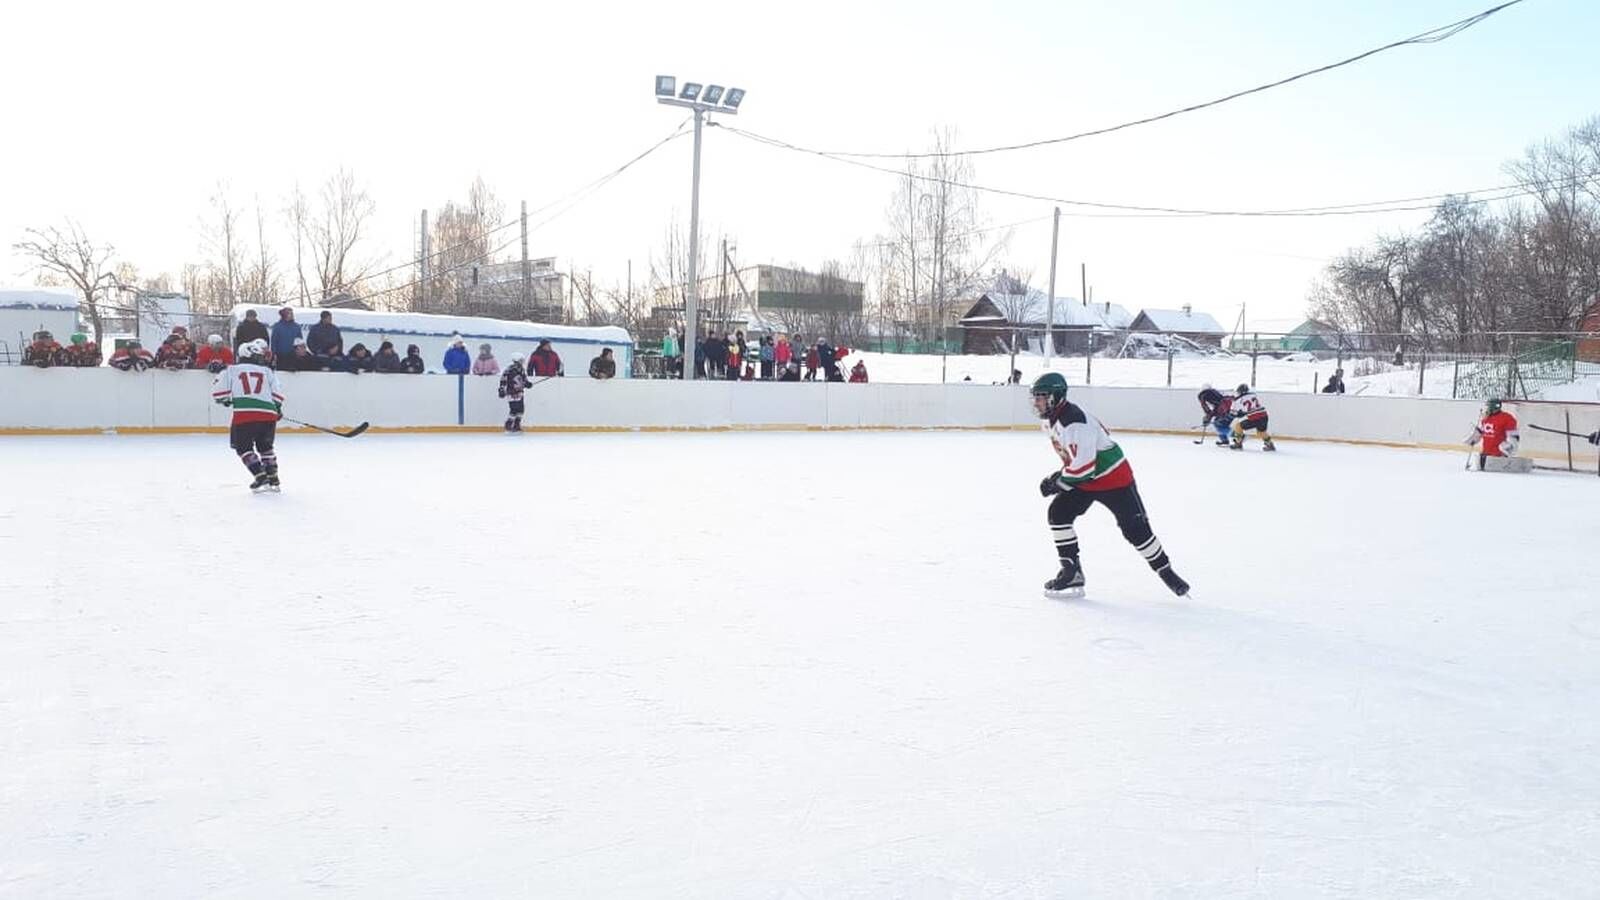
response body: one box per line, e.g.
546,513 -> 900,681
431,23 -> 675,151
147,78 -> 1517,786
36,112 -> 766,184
813,1 -> 1526,159
720,123 -> 1600,218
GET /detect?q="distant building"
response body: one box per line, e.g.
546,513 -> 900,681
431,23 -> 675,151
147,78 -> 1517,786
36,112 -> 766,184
1129,305 -> 1227,347
958,290 -> 1132,355
444,258 -> 566,323
1579,299 -> 1600,363
1228,318 -> 1342,354
648,263 -> 864,345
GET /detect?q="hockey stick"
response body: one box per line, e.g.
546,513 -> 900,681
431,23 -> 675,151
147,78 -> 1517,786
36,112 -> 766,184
281,416 -> 369,438
1528,423 -> 1598,442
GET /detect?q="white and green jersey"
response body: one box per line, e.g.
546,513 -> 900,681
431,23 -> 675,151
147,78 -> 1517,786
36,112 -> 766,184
1042,402 -> 1133,491
211,363 -> 284,424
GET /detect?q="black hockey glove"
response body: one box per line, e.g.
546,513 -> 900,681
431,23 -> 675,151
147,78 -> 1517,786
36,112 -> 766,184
1589,430 -> 1600,447
1039,473 -> 1067,497
216,397 -> 232,407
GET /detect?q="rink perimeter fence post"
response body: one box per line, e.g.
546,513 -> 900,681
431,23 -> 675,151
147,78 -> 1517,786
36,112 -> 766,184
1251,335 -> 1259,386
457,374 -> 465,426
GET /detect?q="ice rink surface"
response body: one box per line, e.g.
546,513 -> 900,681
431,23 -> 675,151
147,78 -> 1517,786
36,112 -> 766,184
3,430 -> 1597,898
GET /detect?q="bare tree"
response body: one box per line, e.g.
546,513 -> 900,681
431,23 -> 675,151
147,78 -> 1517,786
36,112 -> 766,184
284,183 -> 311,303
306,167 -> 377,300
422,176 -> 508,313
12,221 -> 119,346
243,199 -> 280,306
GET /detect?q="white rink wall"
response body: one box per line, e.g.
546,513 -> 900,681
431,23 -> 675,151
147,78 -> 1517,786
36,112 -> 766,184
10,366 -> 1585,455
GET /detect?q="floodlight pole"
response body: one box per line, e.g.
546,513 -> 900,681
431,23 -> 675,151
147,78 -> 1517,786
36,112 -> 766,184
658,84 -> 740,381
685,107 -> 705,379
1044,206 -> 1059,369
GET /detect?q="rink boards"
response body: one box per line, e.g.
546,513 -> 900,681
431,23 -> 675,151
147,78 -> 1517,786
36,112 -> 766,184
0,367 -> 1596,466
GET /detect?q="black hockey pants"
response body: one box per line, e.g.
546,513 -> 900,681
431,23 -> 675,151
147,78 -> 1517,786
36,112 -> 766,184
1047,481 -> 1171,573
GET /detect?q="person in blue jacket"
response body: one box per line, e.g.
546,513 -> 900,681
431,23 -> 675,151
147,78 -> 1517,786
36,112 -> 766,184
442,335 -> 472,374
270,308 -> 303,360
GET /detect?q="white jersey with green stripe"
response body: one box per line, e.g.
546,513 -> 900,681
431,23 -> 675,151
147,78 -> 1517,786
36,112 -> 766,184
211,363 -> 284,424
1042,402 -> 1132,490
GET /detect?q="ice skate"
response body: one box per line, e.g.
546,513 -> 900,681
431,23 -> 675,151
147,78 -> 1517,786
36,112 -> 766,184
266,474 -> 281,493
1043,562 -> 1086,600
1263,437 -> 1277,452
1158,565 -> 1190,597
249,472 -> 271,493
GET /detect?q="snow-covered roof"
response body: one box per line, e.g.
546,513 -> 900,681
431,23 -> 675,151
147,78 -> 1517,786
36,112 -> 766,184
1133,308 -> 1225,334
230,304 -> 632,345
964,291 -> 1131,330
0,287 -> 79,311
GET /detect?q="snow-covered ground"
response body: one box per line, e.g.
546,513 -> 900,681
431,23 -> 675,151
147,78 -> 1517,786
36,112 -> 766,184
4,432 -> 1598,897
849,349 -> 1600,401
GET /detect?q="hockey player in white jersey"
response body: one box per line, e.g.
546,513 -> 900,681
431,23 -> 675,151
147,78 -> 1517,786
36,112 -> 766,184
1031,372 -> 1190,600
1229,384 -> 1276,451
211,339 -> 285,492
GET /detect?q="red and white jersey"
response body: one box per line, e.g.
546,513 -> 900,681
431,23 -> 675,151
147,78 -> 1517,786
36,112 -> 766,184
1476,410 -> 1519,456
211,363 -> 284,424
1233,390 -> 1268,422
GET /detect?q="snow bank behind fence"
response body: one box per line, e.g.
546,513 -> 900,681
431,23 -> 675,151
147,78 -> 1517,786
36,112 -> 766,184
3,368 -> 1594,464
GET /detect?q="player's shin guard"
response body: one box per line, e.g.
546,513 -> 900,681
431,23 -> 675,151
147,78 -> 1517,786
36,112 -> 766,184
1130,531 -> 1171,572
260,452 -> 278,475
238,450 -> 264,475
1049,522 -> 1079,564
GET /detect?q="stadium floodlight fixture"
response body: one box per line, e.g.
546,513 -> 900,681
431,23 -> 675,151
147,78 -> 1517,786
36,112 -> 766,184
652,77 -> 748,381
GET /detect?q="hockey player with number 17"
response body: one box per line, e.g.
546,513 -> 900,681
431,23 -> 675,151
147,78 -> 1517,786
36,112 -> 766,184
1032,372 -> 1190,600
211,339 -> 285,491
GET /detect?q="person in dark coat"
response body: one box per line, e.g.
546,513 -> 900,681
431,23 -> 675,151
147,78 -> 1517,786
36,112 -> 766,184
372,341 -> 401,373
306,311 -> 342,356
277,338 -> 325,372
588,347 -> 617,379
778,360 -> 801,382
269,308 -> 302,359
233,309 -> 270,349
346,342 -> 375,373
816,338 -> 840,382
399,344 -> 425,374
1322,368 -> 1346,394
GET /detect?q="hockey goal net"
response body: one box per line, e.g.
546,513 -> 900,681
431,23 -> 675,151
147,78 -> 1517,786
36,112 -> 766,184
1506,400 -> 1600,476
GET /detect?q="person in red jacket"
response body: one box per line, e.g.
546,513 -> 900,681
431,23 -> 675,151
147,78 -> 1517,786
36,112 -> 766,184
109,340 -> 155,371
528,340 -> 563,377
195,334 -> 236,373
22,330 -> 63,367
848,359 -> 868,383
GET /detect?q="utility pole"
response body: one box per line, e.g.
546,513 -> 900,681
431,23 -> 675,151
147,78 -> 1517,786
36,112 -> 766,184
419,209 -> 430,311
520,200 -> 530,311
656,76 -> 745,381
1044,206 -> 1060,369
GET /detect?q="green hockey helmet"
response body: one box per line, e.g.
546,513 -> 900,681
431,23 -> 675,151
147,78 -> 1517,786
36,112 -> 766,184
1030,371 -> 1069,417
1485,398 -> 1503,415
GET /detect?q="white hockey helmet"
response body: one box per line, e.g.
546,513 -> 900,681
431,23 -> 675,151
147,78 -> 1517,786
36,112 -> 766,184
241,339 -> 269,360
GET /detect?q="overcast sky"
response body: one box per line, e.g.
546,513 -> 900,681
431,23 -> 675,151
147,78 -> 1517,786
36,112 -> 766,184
4,0 -> 1596,327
